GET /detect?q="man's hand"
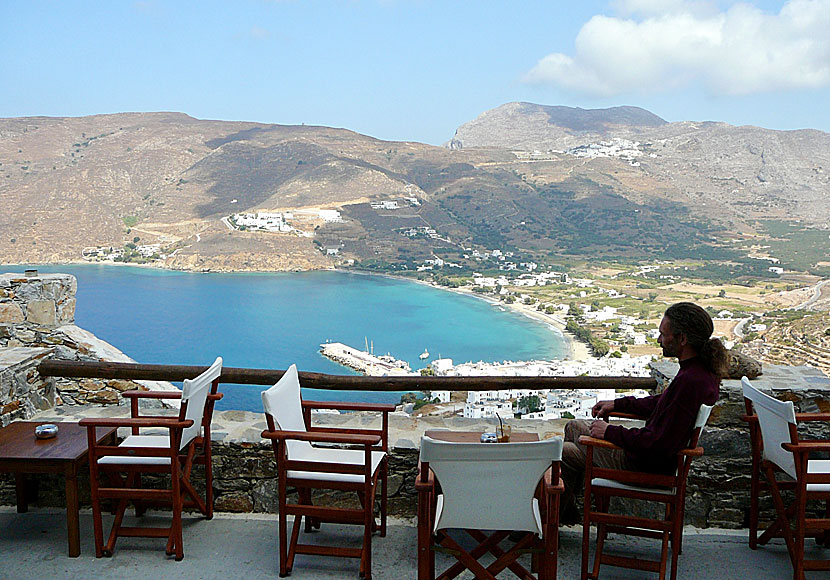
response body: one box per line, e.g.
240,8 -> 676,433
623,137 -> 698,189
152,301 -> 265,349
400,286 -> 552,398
590,419 -> 609,439
592,399 -> 615,419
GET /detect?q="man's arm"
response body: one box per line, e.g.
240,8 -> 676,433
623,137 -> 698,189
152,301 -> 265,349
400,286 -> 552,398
592,399 -> 615,419
614,393 -> 661,418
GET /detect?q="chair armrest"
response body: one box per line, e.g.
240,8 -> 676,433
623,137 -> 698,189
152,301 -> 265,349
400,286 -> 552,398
261,429 -> 381,446
743,412 -> 830,423
302,400 -> 396,413
578,435 -> 622,450
415,465 -> 435,491
79,417 -> 194,429
309,426 -> 385,438
783,441 -> 830,454
606,411 -> 643,420
795,413 -> 830,422
678,446 -> 704,458
121,390 -> 183,400
543,468 -> 565,495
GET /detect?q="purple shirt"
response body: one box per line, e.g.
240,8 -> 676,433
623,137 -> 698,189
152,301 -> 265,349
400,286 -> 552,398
603,357 -> 720,474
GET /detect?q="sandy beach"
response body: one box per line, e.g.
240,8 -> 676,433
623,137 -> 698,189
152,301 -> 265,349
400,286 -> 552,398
437,284 -> 594,361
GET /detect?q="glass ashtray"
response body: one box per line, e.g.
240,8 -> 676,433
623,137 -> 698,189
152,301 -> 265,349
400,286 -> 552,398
35,424 -> 59,439
480,432 -> 498,443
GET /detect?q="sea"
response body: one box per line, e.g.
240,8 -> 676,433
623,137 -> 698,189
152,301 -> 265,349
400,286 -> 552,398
8,265 -> 568,411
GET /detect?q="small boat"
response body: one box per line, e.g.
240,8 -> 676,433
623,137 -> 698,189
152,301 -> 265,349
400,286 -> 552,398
419,348 -> 429,360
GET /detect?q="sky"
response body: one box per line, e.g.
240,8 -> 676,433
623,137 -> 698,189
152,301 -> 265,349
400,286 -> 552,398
1,0 -> 829,145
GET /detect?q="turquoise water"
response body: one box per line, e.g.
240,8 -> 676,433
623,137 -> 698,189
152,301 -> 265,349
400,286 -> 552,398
9,265 -> 567,410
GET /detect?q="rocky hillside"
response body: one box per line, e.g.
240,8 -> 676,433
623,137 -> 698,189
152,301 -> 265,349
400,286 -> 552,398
1,106 -> 828,271
450,102 -> 830,226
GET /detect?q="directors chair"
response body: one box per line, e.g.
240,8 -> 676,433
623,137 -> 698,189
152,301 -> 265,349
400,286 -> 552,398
80,356 -> 223,560
742,377 -> 830,580
261,364 -> 394,579
416,435 -> 564,580
579,403 -> 713,580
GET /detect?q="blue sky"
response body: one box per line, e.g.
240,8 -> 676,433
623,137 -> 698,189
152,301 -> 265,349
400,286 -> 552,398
2,0 -> 828,144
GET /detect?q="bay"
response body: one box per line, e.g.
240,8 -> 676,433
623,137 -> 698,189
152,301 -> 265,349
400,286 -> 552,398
9,265 -> 568,411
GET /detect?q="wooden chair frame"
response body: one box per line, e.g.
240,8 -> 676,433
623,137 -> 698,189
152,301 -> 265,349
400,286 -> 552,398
119,383 -> 223,518
579,406 -> 710,580
261,377 -> 394,580
416,438 -> 564,580
79,358 -> 222,560
742,377 -> 830,580
741,398 -> 830,550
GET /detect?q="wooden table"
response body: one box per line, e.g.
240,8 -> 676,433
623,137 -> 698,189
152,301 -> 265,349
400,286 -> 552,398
424,429 -> 540,443
0,421 -> 116,557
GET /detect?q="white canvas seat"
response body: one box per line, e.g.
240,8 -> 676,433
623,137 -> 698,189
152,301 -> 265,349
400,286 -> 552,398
579,403 -> 713,580
416,436 -> 564,580
80,356 -> 223,560
286,446 -> 385,483
261,364 -> 394,580
742,377 -> 830,580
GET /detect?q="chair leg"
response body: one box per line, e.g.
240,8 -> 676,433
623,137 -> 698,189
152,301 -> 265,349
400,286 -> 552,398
581,492 -> 592,580
670,502 -> 683,580
287,512 -> 303,572
592,520 -> 607,580
361,487 -> 374,579
171,466 -> 185,560
205,445 -> 214,520
658,530 -> 669,580
380,459 -> 388,537
299,489 -> 314,533
105,496 -> 129,556
749,464 -> 761,549
134,473 -> 146,517
278,484 -> 289,576
417,488 -> 432,580
794,487 -> 807,580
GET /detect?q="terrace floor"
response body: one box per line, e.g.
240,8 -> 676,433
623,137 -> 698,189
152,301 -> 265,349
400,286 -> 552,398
0,507 -> 811,579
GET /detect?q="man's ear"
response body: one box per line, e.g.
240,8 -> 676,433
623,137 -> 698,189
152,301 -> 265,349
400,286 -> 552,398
677,332 -> 688,346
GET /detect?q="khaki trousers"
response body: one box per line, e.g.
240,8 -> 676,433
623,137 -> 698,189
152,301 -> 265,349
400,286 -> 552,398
561,419 -> 638,518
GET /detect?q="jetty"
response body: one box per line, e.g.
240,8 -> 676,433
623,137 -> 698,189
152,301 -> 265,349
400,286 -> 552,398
320,342 -> 415,376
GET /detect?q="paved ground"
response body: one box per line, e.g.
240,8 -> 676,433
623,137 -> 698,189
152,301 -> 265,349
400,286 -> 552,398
0,507 -> 812,579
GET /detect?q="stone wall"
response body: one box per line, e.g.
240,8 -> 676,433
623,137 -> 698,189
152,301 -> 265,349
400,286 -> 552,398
0,272 -> 76,329
0,347 -> 55,426
0,272 -> 178,407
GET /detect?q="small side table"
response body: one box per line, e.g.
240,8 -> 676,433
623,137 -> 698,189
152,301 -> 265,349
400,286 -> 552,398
0,421 -> 116,557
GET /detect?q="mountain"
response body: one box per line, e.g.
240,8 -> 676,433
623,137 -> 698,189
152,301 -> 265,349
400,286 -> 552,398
0,107 -> 828,272
448,102 -> 668,150
449,102 -> 830,228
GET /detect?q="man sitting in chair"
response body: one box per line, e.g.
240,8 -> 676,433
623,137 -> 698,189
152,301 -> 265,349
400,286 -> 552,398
560,301 -> 727,524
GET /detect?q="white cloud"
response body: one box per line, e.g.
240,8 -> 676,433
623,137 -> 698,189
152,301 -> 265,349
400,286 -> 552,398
524,0 -> 830,97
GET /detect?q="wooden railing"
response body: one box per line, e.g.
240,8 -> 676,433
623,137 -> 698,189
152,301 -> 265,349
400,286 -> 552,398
38,359 -> 657,392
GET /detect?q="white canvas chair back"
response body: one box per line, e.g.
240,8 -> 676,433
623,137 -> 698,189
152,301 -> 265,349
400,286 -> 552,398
179,356 -> 222,451
262,364 -> 314,459
742,376 -> 797,479
692,404 -> 714,444
419,436 -> 563,536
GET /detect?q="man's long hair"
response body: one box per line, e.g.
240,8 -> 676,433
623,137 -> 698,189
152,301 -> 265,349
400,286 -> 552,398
664,302 -> 729,378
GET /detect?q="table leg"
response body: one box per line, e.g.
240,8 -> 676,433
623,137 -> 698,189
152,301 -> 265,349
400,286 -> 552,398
15,473 -> 28,513
65,465 -> 81,557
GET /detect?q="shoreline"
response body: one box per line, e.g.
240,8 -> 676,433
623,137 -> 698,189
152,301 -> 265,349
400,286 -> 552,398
2,261 -> 590,362
440,284 -> 594,362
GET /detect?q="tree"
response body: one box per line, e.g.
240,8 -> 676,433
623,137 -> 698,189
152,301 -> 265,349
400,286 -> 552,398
517,395 -> 542,414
